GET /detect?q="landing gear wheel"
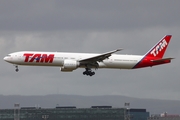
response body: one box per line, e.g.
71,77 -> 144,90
83,71 -> 86,75
92,72 -> 95,75
15,65 -> 19,72
83,68 -> 95,76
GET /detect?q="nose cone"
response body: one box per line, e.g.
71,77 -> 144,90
3,56 -> 8,61
3,56 -> 11,62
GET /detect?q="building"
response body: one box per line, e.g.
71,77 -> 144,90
0,106 -> 149,120
148,112 -> 180,120
130,109 -> 150,120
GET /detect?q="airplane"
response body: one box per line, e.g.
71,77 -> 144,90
3,35 -> 173,76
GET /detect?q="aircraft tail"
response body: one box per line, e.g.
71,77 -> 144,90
144,35 -> 172,58
133,35 -> 173,69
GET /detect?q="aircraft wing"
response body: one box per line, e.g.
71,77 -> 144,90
79,48 -> 123,63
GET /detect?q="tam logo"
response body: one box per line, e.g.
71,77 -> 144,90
24,53 -> 54,63
150,39 -> 167,57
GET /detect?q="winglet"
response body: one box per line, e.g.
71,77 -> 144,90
104,48 -> 123,55
115,48 -> 123,52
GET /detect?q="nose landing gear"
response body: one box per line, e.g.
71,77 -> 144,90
15,65 -> 19,72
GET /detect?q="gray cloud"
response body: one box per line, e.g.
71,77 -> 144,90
0,1 -> 180,101
0,0 -> 179,31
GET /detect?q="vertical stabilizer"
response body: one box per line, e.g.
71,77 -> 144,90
144,35 -> 172,58
133,35 -> 172,69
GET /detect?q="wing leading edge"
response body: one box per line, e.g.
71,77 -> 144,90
79,48 -> 123,63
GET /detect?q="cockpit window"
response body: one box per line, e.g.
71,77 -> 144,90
7,54 -> 11,57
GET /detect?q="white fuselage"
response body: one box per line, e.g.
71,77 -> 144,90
4,51 -> 143,69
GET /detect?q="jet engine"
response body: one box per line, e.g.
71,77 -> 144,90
60,59 -> 80,72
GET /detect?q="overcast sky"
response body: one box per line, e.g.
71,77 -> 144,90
0,0 -> 180,100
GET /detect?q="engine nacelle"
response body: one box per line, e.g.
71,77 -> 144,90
60,60 -> 79,72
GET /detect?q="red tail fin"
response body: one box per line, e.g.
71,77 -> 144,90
133,35 -> 172,69
145,35 -> 172,58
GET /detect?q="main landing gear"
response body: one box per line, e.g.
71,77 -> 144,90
83,68 -> 95,76
15,65 -> 19,72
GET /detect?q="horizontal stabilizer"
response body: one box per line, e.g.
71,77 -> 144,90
151,58 -> 174,62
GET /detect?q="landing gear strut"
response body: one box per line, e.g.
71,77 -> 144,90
15,65 -> 19,72
83,68 -> 95,76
